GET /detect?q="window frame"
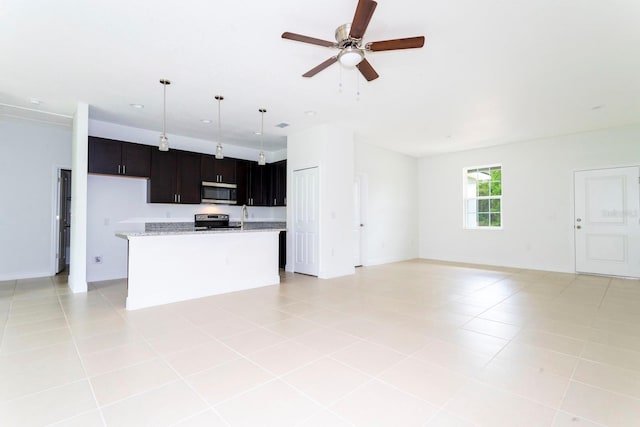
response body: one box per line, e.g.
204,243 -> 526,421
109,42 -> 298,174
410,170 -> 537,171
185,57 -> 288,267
463,164 -> 503,230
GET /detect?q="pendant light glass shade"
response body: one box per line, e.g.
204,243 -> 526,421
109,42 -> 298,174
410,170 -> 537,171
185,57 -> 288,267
258,108 -> 266,165
159,79 -> 171,151
214,95 -> 224,159
159,135 -> 169,152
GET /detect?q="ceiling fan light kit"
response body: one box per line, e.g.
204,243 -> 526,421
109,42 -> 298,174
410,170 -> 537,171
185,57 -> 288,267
338,47 -> 364,68
282,0 -> 425,81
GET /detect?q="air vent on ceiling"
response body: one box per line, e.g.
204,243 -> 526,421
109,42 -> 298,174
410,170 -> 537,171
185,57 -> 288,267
275,122 -> 289,128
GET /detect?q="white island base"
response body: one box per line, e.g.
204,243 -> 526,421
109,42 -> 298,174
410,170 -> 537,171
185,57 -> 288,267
121,230 -> 282,310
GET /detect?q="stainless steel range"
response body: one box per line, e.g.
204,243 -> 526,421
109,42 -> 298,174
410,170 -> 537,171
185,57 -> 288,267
194,213 -> 239,230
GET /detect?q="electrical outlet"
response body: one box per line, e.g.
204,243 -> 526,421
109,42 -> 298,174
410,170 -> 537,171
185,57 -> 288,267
94,256 -> 103,264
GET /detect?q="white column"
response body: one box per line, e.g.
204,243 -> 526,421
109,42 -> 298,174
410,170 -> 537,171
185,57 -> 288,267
68,102 -> 89,293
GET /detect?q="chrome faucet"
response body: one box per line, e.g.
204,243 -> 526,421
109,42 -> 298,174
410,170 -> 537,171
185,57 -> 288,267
241,205 -> 248,230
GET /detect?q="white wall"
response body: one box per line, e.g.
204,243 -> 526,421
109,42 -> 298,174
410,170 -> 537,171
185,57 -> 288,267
0,116 -> 72,280
355,142 -> 419,265
287,124 -> 355,279
418,125 -> 640,273
90,120 -> 285,163
69,103 -> 90,292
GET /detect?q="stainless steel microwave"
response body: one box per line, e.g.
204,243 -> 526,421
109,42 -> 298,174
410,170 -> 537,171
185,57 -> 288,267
201,181 -> 237,204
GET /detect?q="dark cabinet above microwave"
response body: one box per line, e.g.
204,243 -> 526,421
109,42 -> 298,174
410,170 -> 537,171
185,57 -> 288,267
148,150 -> 201,204
201,155 -> 236,184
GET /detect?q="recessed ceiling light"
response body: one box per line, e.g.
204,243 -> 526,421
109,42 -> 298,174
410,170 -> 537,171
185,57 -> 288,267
254,131 -> 262,135
201,119 -> 212,124
129,103 -> 144,109
29,98 -> 41,105
304,110 -> 317,116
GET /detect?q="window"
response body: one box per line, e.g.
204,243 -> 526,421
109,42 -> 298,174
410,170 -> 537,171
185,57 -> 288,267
464,165 -> 502,228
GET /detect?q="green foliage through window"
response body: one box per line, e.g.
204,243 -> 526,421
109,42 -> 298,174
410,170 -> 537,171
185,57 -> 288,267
465,165 -> 502,228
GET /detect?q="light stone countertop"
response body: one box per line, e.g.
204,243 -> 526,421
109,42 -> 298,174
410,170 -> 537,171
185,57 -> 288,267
116,227 -> 286,239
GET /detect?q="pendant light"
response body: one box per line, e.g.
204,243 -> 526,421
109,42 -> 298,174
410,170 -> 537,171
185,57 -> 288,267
214,95 -> 224,159
258,108 -> 266,166
159,79 -> 171,151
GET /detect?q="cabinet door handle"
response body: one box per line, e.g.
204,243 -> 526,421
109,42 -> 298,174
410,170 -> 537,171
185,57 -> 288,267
174,194 -> 177,203
123,165 -> 126,175
118,165 -> 121,174
274,198 -> 276,205
178,194 -> 181,203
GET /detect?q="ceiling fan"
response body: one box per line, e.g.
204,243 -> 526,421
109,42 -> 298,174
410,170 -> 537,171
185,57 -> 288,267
282,0 -> 425,81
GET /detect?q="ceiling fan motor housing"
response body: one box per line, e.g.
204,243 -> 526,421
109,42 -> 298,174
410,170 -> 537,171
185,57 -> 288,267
336,24 -> 356,44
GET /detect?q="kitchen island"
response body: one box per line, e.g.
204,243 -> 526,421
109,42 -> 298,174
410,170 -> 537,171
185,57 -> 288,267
116,227 -> 285,310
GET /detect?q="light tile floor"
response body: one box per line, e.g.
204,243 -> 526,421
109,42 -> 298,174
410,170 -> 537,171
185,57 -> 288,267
1,260 -> 640,426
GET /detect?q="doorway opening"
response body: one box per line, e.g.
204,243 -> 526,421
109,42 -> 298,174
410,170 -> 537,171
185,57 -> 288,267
56,169 -> 72,274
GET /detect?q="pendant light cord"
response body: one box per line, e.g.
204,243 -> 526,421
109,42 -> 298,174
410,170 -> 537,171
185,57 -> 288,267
162,83 -> 166,137
217,97 -> 221,144
160,79 -> 171,138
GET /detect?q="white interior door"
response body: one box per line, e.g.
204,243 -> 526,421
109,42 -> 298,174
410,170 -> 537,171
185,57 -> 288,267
575,166 -> 640,277
294,167 -> 319,276
353,176 -> 363,267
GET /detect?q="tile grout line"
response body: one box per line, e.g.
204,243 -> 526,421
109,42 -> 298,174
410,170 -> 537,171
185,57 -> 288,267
95,283 -> 233,427
55,276 -> 109,427
0,280 -> 17,353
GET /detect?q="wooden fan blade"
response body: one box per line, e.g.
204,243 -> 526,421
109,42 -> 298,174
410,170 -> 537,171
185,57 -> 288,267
302,57 -> 338,77
349,0 -> 377,39
366,36 -> 425,52
282,32 -> 336,48
356,58 -> 379,81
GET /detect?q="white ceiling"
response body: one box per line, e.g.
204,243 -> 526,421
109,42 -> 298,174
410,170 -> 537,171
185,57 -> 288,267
2,0 -> 639,157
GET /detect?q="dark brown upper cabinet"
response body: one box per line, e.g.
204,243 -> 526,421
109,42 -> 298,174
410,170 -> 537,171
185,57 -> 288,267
148,150 -> 201,204
235,160 -> 267,206
88,137 -> 151,178
270,160 -> 287,206
201,155 -> 236,184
